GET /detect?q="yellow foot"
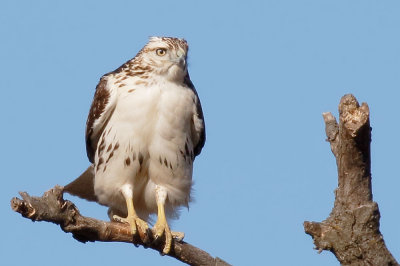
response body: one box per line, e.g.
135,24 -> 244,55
153,185 -> 185,254
152,221 -> 185,254
152,220 -> 172,254
113,214 -> 149,235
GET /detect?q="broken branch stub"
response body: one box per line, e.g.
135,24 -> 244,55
304,94 -> 398,265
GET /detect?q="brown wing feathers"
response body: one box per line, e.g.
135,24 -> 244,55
184,73 -> 205,157
85,77 -> 112,163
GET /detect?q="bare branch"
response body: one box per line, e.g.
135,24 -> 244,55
11,186 -> 230,266
304,94 -> 398,265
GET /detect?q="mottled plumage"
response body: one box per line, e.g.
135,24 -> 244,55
65,37 -> 205,253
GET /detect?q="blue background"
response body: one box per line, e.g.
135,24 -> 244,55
2,1 -> 399,265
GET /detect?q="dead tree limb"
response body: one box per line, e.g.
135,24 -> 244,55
304,94 -> 398,265
11,185 -> 230,266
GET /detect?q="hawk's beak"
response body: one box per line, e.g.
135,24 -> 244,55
176,50 -> 187,69
179,56 -> 186,69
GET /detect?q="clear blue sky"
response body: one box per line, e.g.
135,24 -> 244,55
2,1 -> 399,265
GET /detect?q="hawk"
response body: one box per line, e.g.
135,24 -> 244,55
65,37 -> 205,254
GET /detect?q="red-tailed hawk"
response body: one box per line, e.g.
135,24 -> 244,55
65,37 -> 205,253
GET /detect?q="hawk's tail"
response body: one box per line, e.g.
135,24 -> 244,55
64,165 -> 97,202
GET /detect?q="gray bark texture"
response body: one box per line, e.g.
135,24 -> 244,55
304,94 -> 398,265
11,186 -> 230,266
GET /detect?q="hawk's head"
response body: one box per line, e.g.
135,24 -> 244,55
134,37 -> 189,82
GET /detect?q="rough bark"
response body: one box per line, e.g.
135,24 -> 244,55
11,186 -> 230,266
304,94 -> 398,265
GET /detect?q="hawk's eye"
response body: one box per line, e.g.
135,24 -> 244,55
156,48 -> 167,56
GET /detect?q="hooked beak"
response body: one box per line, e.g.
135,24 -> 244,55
176,50 -> 187,69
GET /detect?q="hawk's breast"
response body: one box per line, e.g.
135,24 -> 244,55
93,78 -> 197,215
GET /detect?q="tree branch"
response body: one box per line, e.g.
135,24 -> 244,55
11,186 -> 230,266
304,94 -> 398,265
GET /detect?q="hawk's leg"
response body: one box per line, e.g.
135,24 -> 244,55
152,185 -> 184,254
113,184 -> 149,235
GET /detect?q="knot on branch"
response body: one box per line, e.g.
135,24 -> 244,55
304,203 -> 382,261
